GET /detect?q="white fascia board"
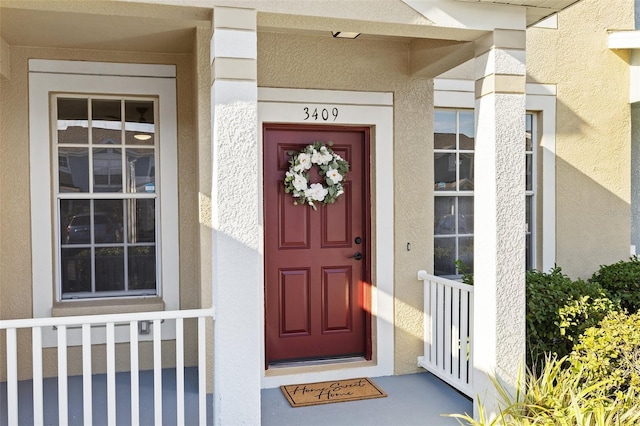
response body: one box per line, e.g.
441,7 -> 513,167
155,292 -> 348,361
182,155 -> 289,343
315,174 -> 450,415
403,0 -> 526,31
609,31 -> 640,50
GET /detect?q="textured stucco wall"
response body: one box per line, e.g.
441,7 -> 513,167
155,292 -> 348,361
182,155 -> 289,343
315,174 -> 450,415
527,0 -> 634,279
258,31 -> 433,375
0,45 -> 202,379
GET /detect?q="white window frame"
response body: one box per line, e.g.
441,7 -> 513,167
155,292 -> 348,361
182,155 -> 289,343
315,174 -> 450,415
433,109 -> 475,277
29,60 -> 178,346
434,78 -> 557,273
525,112 -> 537,270
54,94 -> 161,299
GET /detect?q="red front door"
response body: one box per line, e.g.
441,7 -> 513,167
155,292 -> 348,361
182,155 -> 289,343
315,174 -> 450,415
263,124 -> 371,365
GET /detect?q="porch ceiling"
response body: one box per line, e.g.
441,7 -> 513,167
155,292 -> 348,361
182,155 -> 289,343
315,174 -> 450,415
0,2 -> 212,54
1,0 -> 582,54
453,0 -> 581,26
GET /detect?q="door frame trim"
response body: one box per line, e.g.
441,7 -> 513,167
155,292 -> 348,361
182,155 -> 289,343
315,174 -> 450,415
258,88 -> 394,388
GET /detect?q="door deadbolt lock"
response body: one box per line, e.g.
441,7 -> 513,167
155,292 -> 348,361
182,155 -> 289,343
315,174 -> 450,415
354,237 -> 362,244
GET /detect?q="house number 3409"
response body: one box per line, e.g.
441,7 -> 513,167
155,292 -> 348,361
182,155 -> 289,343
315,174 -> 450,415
303,107 -> 339,121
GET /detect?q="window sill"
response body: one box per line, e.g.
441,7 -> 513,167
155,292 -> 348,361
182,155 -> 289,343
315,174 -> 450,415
52,297 -> 165,318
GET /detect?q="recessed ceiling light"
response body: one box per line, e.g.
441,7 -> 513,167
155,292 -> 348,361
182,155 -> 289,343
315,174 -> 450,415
331,31 -> 360,39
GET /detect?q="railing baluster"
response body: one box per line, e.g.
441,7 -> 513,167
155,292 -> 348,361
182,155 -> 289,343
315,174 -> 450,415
429,280 -> 437,365
7,328 -> 18,426
436,283 -> 444,370
57,325 -> 68,426
106,322 -> 116,426
467,291 -> 474,387
153,319 -> 162,424
33,326 -> 44,426
451,288 -> 461,380
444,285 -> 452,374
460,291 -> 470,385
198,316 -> 207,426
176,318 -> 185,426
130,320 -> 140,426
82,324 -> 93,425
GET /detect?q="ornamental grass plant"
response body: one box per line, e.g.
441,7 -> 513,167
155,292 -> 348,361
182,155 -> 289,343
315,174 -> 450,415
448,357 -> 640,426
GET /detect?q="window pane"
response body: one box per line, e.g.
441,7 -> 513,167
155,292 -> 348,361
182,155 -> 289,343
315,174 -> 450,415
459,111 -> 475,150
458,197 -> 474,234
129,247 -> 156,290
93,148 -> 122,192
57,98 -> 88,145
92,99 -> 122,145
526,153 -> 533,191
435,197 -> 456,235
126,149 -> 155,193
58,147 -> 89,193
434,238 -> 456,276
458,237 -> 474,273
95,247 -> 124,292
434,152 -> 457,191
459,153 -> 474,191
526,114 -> 533,151
61,248 -> 91,294
526,234 -> 532,271
94,199 -> 123,243
127,199 -> 155,243
61,200 -> 91,245
125,100 -> 155,146
434,110 -> 456,149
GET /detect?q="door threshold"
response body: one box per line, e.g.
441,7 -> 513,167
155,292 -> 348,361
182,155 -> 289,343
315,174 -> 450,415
269,356 -> 366,370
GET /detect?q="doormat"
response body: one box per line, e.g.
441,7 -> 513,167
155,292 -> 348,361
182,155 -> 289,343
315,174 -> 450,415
280,378 -> 387,407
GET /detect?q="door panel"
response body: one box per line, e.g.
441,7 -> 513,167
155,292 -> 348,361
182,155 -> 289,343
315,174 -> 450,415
264,124 -> 371,365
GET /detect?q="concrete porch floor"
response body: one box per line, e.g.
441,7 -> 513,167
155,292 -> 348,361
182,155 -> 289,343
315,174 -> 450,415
2,369 -> 472,425
261,372 -> 474,426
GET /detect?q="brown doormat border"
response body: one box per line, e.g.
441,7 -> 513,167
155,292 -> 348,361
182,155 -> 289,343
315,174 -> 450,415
280,377 -> 387,407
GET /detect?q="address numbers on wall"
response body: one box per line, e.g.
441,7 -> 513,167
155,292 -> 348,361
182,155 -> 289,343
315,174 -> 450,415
303,107 -> 339,121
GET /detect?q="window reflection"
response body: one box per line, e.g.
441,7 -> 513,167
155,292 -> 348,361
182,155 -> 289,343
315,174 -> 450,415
93,147 -> 122,192
57,98 -> 88,145
92,99 -> 122,145
58,147 -> 89,192
56,95 -> 158,298
127,149 -> 155,193
125,100 -> 155,145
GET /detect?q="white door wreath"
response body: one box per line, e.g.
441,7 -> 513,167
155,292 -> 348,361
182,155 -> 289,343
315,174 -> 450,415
283,142 -> 350,210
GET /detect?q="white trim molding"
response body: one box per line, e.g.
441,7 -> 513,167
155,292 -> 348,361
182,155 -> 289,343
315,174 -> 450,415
258,88 -> 395,388
28,60 -> 179,347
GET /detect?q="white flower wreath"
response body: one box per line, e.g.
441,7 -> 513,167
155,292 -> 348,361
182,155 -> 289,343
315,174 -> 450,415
284,142 -> 350,210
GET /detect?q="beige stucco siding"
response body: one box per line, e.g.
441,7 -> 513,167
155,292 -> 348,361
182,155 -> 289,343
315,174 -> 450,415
527,0 -> 634,278
258,32 -> 433,374
0,45 -> 203,379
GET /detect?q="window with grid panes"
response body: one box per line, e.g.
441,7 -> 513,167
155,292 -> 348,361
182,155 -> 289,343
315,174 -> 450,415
434,110 -> 475,277
55,96 -> 158,299
433,110 -> 537,277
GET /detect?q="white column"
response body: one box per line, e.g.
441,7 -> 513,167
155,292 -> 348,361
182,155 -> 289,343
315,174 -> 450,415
210,7 -> 261,425
473,28 -> 527,419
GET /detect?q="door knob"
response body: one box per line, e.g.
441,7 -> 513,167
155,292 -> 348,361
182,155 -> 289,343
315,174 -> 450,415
348,252 -> 363,261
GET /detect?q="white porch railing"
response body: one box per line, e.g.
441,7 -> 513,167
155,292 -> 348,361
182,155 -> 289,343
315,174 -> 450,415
1,308 -> 214,426
417,271 -> 474,397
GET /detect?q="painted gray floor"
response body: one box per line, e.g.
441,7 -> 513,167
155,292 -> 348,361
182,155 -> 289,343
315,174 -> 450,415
0,368 -> 213,426
261,372 -> 474,426
2,370 -> 472,425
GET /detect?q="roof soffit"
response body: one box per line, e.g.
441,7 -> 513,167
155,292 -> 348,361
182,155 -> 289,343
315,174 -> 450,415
404,0 -> 582,29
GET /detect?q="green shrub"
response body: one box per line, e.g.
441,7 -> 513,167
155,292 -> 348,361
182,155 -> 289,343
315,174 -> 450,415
569,310 -> 640,397
448,356 -> 640,425
589,256 -> 640,313
526,267 -> 617,370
